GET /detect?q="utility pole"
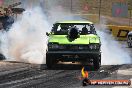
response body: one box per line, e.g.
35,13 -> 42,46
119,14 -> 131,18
99,0 -> 102,23
128,0 -> 132,26
129,10 -> 131,26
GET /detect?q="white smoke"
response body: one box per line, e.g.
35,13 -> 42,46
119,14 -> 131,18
47,6 -> 74,24
0,0 -> 131,65
6,7 -> 50,64
96,23 -> 131,65
0,30 -> 9,58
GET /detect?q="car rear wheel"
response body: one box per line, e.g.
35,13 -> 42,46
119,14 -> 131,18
127,36 -> 132,48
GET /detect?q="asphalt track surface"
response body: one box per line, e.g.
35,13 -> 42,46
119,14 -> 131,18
0,42 -> 131,88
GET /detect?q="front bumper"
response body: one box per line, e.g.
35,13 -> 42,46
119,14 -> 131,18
46,51 -> 101,61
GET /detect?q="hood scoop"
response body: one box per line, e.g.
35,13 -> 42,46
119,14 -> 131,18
67,27 -> 80,42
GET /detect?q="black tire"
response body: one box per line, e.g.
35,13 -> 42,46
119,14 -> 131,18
46,54 -> 55,68
99,54 -> 101,67
93,55 -> 101,70
127,36 -> 132,48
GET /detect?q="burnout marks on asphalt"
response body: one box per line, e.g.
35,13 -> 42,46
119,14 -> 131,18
0,62 -> 131,88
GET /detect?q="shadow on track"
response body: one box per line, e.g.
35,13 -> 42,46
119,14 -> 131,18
40,63 -> 96,71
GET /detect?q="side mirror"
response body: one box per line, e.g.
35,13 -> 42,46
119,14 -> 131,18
46,32 -> 49,36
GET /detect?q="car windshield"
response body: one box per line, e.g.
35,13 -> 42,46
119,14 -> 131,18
51,23 -> 96,35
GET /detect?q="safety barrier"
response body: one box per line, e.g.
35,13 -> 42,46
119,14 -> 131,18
106,25 -> 132,40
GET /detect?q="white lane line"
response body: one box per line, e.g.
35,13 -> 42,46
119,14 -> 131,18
0,67 -> 29,76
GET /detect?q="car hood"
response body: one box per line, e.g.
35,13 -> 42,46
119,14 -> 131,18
48,34 -> 100,44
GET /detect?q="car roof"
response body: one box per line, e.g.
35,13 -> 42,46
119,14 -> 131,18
55,20 -> 93,24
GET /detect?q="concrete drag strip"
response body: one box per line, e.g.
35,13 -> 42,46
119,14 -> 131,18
117,68 -> 132,76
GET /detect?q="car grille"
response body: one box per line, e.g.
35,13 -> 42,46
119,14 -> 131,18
58,45 -> 89,51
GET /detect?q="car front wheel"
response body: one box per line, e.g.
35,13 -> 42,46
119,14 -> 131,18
93,55 -> 101,70
46,54 -> 56,68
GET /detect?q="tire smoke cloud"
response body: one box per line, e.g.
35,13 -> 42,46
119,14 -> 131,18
7,7 -> 49,64
0,0 -> 131,65
95,23 -> 131,65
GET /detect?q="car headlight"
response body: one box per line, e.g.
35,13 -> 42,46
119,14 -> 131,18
89,44 -> 100,50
